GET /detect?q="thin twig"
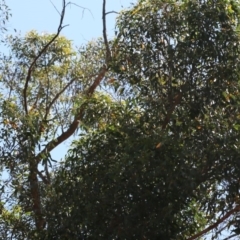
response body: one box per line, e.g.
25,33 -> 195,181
106,11 -> 118,15
44,77 -> 78,121
49,0 -> 61,15
68,2 -> 94,19
214,221 -> 231,237
43,73 -> 96,122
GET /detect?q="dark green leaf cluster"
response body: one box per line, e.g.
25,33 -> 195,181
46,102 -> 206,239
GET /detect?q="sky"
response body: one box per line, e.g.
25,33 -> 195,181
1,0 -> 136,161
4,0 -> 135,47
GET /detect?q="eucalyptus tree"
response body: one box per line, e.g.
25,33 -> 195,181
0,0 -> 112,238
1,0 -> 240,239
46,0 -> 240,239
113,0 -> 240,238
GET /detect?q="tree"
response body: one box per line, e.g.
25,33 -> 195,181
1,0 -> 240,239
45,0 -> 240,239
113,0 -> 240,238
0,0 -> 112,238
45,96 -> 208,239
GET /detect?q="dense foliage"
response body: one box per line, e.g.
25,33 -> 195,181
46,98 -> 207,239
1,0 -> 240,239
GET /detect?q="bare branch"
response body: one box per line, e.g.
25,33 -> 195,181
102,0 -> 111,63
87,66 -> 107,95
68,2 -> 94,19
23,0 -> 68,114
49,0 -> 61,15
106,11 -> 118,15
187,205 -> 240,240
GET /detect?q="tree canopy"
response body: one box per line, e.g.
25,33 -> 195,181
0,0 -> 240,239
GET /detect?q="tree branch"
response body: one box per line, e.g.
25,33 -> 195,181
29,160 -> 45,230
68,2 -> 94,19
36,65 -> 107,163
162,84 -> 188,130
44,77 -> 78,121
26,1 -> 68,230
102,0 -> 111,63
222,233 -> 240,240
187,205 -> 240,240
162,92 -> 183,130
35,1 -> 114,187
37,169 -> 50,185
35,0 -> 111,163
106,11 -> 118,15
23,0 -> 67,114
